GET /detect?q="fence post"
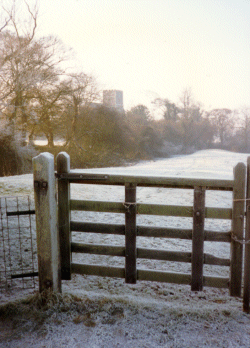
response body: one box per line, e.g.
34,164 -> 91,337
191,186 -> 206,291
243,157 -> 250,312
33,152 -> 61,293
57,152 -> 71,280
230,162 -> 246,297
125,183 -> 137,283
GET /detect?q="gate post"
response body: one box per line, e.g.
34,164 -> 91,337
230,162 -> 246,297
125,183 -> 137,284
33,152 -> 61,293
243,157 -> 250,312
191,186 -> 206,291
57,152 -> 71,280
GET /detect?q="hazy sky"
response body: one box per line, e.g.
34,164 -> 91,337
16,0 -> 250,113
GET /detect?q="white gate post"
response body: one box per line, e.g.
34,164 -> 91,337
33,152 -> 61,293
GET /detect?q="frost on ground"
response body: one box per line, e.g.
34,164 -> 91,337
0,285 -> 249,348
1,150 -> 250,347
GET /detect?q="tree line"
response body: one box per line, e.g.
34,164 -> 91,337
153,91 -> 250,155
0,1 -> 249,176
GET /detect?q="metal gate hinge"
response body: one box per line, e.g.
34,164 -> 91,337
56,173 -> 109,181
34,181 -> 48,189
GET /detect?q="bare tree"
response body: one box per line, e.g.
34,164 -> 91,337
234,107 -> 250,152
0,31 -> 71,143
152,98 -> 179,122
0,1 -> 38,65
62,72 -> 100,147
0,11 -> 10,32
0,0 -> 38,138
208,108 -> 235,147
0,1 -> 77,146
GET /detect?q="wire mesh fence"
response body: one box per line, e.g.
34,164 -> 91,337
0,195 -> 38,292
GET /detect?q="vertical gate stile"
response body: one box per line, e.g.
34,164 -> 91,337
230,162 -> 246,297
57,152 -> 71,280
243,157 -> 250,312
125,183 -> 137,284
191,186 -> 206,291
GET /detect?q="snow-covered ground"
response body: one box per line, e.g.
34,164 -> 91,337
1,149 -> 250,348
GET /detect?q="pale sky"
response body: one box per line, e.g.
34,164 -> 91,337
14,0 -> 250,113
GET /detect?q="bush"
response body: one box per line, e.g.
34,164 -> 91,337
0,129 -> 37,176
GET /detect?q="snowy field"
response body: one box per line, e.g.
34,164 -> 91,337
1,149 -> 250,347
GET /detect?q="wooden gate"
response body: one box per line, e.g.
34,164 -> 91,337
33,151 -> 250,311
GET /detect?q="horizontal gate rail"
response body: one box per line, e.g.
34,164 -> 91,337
139,204 -> 231,219
138,226 -> 231,242
72,263 -> 125,278
71,242 -> 230,266
71,242 -> 125,256
70,221 -> 231,242
70,200 -> 232,219
71,263 -> 229,289
57,172 -> 234,191
71,221 -> 125,235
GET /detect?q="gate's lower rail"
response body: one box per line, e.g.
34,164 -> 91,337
71,263 -> 229,289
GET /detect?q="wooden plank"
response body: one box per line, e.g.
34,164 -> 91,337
70,221 -> 125,235
70,200 -> 232,219
61,172 -> 234,190
125,183 -> 137,284
203,275 -> 229,289
205,207 -> 232,220
138,226 -> 231,242
138,204 -> 232,219
137,248 -> 191,263
204,254 -> 230,267
191,186 -> 206,291
57,152 -> 71,280
137,203 -> 193,217
137,269 -> 191,285
137,248 -> 229,266
70,222 -> 230,242
33,153 -> 61,293
70,200 -> 125,213
230,162 -> 246,297
244,157 -> 250,312
71,242 -> 229,266
71,263 -> 229,288
71,242 -> 125,257
139,271 -> 228,289
204,231 -> 231,243
71,263 -> 125,278
137,226 -> 192,239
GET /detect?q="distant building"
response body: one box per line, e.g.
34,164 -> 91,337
103,90 -> 123,111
